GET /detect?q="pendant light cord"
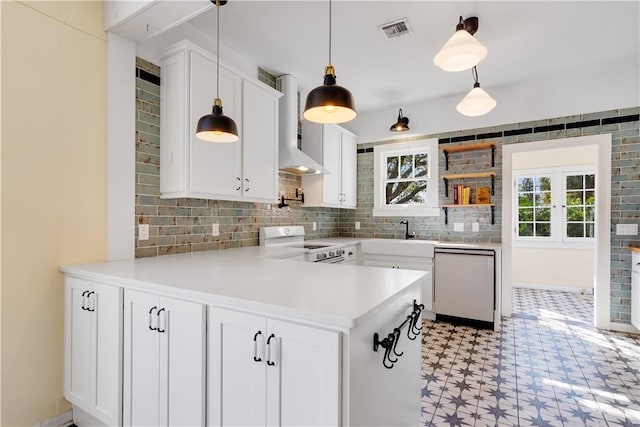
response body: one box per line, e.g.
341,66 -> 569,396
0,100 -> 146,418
328,0 -> 332,65
472,66 -> 479,84
216,0 -> 220,99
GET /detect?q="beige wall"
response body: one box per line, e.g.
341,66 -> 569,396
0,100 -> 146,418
512,247 -> 595,290
1,1 -> 107,425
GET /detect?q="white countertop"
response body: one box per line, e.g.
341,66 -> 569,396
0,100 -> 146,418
61,245 -> 425,329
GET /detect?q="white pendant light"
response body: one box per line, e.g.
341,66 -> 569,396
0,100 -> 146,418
434,16 -> 487,72
456,66 -> 496,116
195,0 -> 239,143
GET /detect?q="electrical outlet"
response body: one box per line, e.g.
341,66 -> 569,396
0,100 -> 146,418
616,224 -> 638,235
355,221 -> 361,230
139,224 -> 149,241
472,222 -> 480,232
212,223 -> 220,237
453,222 -> 464,232
313,221 -> 317,231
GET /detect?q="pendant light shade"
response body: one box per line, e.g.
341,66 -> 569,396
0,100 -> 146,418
456,66 -> 496,116
196,98 -> 239,142
304,65 -> 356,124
195,0 -> 239,143
303,0 -> 356,124
389,109 -> 410,132
434,16 -> 487,72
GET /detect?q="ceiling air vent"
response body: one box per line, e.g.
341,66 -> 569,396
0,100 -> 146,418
379,18 -> 412,39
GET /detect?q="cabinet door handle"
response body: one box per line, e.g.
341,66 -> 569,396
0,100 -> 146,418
266,333 -> 276,366
81,290 -> 89,311
87,291 -> 96,312
148,306 -> 158,331
236,177 -> 241,191
157,308 -> 166,333
253,331 -> 263,362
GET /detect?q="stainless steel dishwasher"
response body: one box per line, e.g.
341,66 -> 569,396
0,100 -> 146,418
434,247 -> 495,323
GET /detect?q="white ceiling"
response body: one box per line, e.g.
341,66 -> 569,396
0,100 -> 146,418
183,1 -> 640,114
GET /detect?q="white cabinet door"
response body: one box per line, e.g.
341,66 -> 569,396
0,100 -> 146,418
242,80 -> 279,202
161,297 -> 206,427
65,278 -> 93,409
322,124 -> 342,207
123,290 -> 161,427
208,308 -> 341,427
189,51 -> 242,198
64,277 -> 122,426
124,290 -> 206,427
266,319 -> 340,427
208,308 -> 267,427
340,130 -> 357,208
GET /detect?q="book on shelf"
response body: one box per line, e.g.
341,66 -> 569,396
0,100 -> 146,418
453,185 -> 471,205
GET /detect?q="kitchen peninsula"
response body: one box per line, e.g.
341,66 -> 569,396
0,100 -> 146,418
62,246 -> 426,426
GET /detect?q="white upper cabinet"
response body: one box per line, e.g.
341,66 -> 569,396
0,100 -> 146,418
160,41 -> 280,203
302,123 -> 358,209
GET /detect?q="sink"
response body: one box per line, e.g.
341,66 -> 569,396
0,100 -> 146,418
360,239 -> 437,257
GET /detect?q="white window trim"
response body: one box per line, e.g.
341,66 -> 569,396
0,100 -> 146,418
512,166 -> 596,249
373,139 -> 439,217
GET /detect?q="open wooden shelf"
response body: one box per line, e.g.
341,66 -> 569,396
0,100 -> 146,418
442,172 -> 496,180
441,141 -> 496,170
441,204 -> 495,208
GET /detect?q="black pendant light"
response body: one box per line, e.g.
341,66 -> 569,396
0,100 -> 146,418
303,0 -> 356,124
195,0 -> 239,143
389,109 -> 410,132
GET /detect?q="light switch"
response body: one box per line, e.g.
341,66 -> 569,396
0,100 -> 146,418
355,221 -> 361,230
212,223 -> 220,237
472,222 -> 480,232
616,224 -> 638,235
454,223 -> 464,232
139,224 -> 149,241
313,221 -> 317,231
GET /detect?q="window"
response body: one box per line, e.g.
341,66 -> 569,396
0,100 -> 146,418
514,168 -> 595,246
373,139 -> 439,217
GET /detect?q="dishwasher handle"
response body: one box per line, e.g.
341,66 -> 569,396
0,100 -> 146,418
435,248 -> 495,257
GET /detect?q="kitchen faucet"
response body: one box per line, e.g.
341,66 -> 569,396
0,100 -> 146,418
399,220 -> 415,240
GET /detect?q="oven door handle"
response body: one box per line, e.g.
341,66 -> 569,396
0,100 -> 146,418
314,256 -> 346,264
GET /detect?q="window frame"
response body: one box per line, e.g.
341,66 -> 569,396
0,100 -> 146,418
373,139 -> 439,217
513,167 -> 596,248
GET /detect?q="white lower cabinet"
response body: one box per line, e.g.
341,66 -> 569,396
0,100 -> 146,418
362,254 -> 434,312
208,307 -> 340,426
64,277 -> 122,426
123,289 -> 206,427
632,252 -> 639,330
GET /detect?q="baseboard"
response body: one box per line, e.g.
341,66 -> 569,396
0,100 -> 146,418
512,282 -> 591,294
33,410 -> 73,427
610,322 -> 640,334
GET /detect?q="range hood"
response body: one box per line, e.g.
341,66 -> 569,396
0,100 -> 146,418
276,74 -> 327,175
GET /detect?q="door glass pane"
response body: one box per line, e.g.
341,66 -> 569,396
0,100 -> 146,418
519,223 -> 533,236
535,192 -> 552,206
537,177 -> 551,191
519,208 -> 533,221
414,153 -> 428,177
585,191 -> 595,205
386,156 -> 398,179
585,174 -> 595,189
566,206 -> 584,221
566,191 -> 584,205
519,193 -> 534,207
586,222 -> 595,238
567,222 -> 584,238
518,178 -> 534,192
535,208 -> 551,221
536,223 -> 551,237
585,206 -> 595,221
566,175 -> 583,190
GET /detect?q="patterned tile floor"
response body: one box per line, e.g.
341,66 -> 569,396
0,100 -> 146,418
420,288 -> 640,426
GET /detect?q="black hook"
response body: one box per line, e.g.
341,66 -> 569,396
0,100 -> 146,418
391,328 -> 404,358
